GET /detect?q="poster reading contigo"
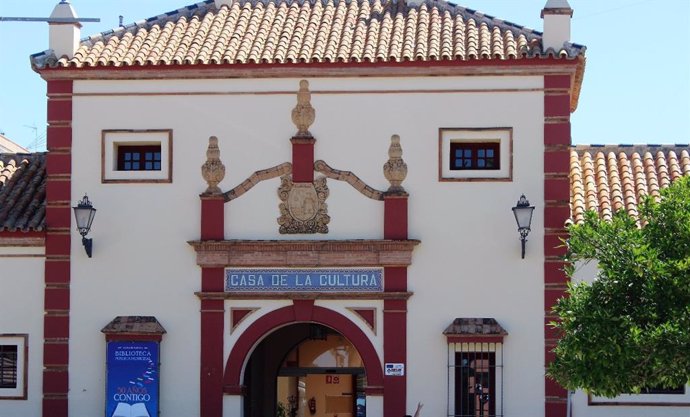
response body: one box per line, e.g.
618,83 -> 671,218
106,341 -> 159,417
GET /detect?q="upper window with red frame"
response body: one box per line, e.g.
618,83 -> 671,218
117,145 -> 162,171
450,142 -> 500,170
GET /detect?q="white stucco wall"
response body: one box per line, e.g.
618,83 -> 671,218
66,75 -> 546,417
570,261 -> 690,416
0,247 -> 44,417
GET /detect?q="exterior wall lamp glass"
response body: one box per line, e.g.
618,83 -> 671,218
73,194 -> 96,258
512,194 -> 535,259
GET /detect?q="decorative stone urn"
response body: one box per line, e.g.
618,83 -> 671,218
383,134 -> 407,193
201,136 -> 225,195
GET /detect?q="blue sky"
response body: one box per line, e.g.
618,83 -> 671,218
1,0 -> 688,150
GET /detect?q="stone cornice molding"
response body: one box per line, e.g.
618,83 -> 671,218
189,239 -> 420,268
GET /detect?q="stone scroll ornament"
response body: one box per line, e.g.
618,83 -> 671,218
277,175 -> 330,234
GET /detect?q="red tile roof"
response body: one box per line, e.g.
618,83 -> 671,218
0,153 -> 46,232
570,145 -> 690,224
32,0 -> 585,69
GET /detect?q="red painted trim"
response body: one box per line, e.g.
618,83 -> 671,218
45,260 -> 70,285
544,178 -> 570,202
0,231 -> 45,238
47,80 -> 73,95
223,305 -> 384,390
43,369 -> 68,393
544,74 -> 571,90
46,153 -> 72,176
43,343 -> 69,366
45,233 -> 70,257
545,401 -> 567,417
44,79 -> 73,417
383,266 -> 407,292
544,261 -> 568,285
42,398 -> 68,417
544,150 -> 570,174
200,299 -> 225,417
46,179 -> 72,205
291,141 -> 315,183
201,267 -> 224,293
543,75 -> 570,416
384,196 -> 408,240
38,56 -> 580,76
223,385 -> 245,395
365,386 -> 384,396
44,316 -> 69,339
544,95 -> 570,118
544,206 -> 570,229
293,299 -> 315,321
47,98 -> 72,123
46,126 -> 72,149
544,123 -> 571,146
352,309 -> 375,331
44,288 -> 70,311
544,233 -> 568,258
231,309 -> 254,329
201,197 -> 225,241
383,298 -> 406,417
45,205 -> 71,228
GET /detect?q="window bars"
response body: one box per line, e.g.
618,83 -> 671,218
448,342 -> 504,417
0,345 -> 18,389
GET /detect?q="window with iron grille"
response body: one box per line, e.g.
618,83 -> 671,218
0,345 -> 17,389
450,142 -> 500,170
448,342 -> 504,417
0,334 -> 27,399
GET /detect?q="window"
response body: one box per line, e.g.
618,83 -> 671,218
117,145 -> 162,171
439,128 -> 512,181
102,130 -> 172,183
450,142 -> 500,170
0,334 -> 27,400
589,384 -> 690,406
449,343 -> 504,417
444,318 -> 506,417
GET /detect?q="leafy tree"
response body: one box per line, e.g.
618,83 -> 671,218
549,176 -> 690,397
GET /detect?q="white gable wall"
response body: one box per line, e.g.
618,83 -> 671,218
67,75 -> 545,416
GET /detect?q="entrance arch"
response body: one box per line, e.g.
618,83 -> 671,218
223,301 -> 384,393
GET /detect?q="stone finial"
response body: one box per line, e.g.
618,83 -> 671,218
201,136 -> 225,194
291,80 -> 315,137
383,134 -> 407,193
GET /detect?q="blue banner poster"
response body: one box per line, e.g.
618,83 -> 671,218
106,341 -> 159,417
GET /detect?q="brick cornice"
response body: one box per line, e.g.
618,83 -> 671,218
189,239 -> 420,268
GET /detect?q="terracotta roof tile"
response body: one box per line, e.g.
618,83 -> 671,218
570,145 -> 690,224
0,153 -> 46,232
32,0 -> 584,69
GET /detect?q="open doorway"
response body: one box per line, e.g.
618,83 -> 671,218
244,323 -> 366,417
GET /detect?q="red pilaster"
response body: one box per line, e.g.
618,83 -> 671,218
290,136 -> 315,183
384,194 -> 408,240
382,192 -> 409,417
200,194 -> 226,417
43,79 -> 73,417
383,298 -> 407,417
543,74 -> 572,417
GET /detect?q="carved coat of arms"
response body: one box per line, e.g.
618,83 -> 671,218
277,175 -> 330,234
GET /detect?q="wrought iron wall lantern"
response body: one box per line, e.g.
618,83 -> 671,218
512,194 -> 535,259
73,194 -> 96,258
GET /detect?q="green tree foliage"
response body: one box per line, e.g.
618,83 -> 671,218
549,176 -> 690,397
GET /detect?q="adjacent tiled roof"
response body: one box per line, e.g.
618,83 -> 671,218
0,134 -> 29,153
570,145 -> 690,224
443,318 -> 508,336
32,0 -> 585,69
0,153 -> 46,232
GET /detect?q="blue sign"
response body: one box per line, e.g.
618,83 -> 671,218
106,341 -> 159,417
225,268 -> 383,292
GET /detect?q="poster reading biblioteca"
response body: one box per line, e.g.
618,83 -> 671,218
106,341 -> 160,417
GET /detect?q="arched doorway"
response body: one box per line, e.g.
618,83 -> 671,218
243,323 -> 366,417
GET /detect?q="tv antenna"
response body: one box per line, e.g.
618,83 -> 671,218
0,0 -> 99,24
